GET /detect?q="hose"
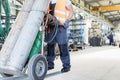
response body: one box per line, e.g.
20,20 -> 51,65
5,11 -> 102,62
44,18 -> 59,43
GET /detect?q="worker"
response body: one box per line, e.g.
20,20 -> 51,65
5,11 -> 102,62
107,32 -> 114,45
46,0 -> 73,73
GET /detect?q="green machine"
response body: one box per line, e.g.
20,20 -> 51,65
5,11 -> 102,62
0,0 -> 10,42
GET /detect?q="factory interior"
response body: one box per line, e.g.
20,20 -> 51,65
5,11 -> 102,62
1,0 -> 120,80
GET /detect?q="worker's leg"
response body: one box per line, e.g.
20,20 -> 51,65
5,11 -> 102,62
110,40 -> 112,45
56,25 -> 71,72
58,43 -> 71,72
47,43 -> 56,70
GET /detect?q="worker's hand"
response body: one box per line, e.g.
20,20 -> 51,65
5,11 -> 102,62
44,13 -> 56,26
64,19 -> 70,28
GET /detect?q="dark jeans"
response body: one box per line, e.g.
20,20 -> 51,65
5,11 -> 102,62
47,43 -> 71,68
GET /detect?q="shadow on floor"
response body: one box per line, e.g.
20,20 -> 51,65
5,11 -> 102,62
45,71 -> 61,78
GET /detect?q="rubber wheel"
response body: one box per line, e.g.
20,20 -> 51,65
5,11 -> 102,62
28,54 -> 48,80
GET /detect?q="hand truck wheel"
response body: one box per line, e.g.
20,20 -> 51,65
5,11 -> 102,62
28,54 -> 47,80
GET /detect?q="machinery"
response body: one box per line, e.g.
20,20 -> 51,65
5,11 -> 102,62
0,0 -> 10,43
0,0 -> 49,80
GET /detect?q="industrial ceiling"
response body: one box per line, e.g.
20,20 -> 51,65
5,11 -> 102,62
84,0 -> 120,25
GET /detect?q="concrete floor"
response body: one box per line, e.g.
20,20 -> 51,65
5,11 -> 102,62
45,45 -> 120,80
1,45 -> 120,80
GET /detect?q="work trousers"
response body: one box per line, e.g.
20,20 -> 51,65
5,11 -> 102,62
47,43 -> 71,68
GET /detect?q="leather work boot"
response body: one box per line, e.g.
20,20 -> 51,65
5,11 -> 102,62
48,67 -> 54,70
61,67 -> 70,73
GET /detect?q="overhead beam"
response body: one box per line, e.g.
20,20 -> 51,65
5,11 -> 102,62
112,3 -> 120,5
117,11 -> 120,15
101,10 -> 118,13
92,6 -> 120,12
104,14 -> 120,17
85,0 -> 104,4
110,17 -> 120,22
109,17 -> 120,20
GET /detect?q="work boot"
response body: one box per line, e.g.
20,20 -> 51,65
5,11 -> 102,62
48,67 -> 54,70
61,67 -> 70,73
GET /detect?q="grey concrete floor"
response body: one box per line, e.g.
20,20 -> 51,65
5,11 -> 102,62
45,45 -> 120,80
1,45 -> 120,80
